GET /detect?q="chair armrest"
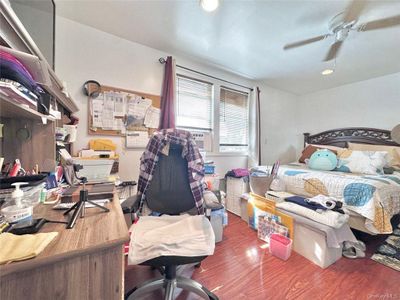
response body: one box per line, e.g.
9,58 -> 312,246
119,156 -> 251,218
121,194 -> 140,214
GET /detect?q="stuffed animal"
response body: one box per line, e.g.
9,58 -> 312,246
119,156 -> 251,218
306,149 -> 338,171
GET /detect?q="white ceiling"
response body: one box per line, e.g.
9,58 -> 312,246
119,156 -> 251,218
55,0 -> 400,95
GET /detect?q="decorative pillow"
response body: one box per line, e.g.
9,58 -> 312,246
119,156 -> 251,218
299,144 -> 341,163
307,149 -> 338,171
348,142 -> 400,169
336,149 -> 389,175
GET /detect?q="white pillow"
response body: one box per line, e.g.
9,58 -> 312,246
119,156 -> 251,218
336,149 -> 389,175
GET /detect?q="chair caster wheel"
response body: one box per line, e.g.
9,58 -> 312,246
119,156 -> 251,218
206,290 -> 219,300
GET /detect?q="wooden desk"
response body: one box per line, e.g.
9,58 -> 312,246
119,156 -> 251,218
0,195 -> 129,300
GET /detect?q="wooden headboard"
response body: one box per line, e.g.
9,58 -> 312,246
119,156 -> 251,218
303,127 -> 399,148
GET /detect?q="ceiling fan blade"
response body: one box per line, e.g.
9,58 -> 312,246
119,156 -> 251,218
343,0 -> 367,22
359,15 -> 400,31
283,35 -> 329,50
324,41 -> 343,61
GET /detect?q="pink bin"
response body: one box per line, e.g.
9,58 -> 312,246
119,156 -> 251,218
269,233 -> 292,261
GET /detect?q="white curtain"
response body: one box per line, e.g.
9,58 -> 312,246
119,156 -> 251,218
248,87 -> 261,168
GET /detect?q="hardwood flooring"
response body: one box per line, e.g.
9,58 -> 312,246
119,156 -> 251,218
125,213 -> 400,300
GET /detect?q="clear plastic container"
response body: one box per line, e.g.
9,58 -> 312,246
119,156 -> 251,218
269,233 -> 292,261
0,184 -> 42,223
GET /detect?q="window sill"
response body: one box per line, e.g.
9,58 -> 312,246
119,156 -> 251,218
205,152 -> 248,157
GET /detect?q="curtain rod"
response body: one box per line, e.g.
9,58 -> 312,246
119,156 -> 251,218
159,57 -> 253,91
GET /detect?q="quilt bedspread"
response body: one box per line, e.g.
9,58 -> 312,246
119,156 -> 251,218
277,163 -> 400,234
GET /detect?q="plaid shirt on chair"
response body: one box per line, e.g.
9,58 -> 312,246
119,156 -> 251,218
137,129 -> 205,214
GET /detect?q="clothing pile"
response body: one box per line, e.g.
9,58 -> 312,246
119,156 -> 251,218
0,50 -> 45,110
277,195 -> 349,228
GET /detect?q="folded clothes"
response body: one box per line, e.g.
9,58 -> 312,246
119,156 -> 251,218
0,232 -> 58,264
306,194 -> 345,214
128,215 -> 215,265
276,201 -> 349,228
285,195 -> 327,211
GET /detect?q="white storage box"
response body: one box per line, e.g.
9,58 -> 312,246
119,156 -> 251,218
226,177 -> 249,216
291,222 -> 342,269
72,158 -> 114,182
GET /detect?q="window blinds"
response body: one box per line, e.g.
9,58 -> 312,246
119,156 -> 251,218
219,87 -> 249,152
176,75 -> 213,131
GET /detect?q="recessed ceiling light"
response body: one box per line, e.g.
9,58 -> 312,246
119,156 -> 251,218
321,69 -> 334,75
200,0 -> 219,12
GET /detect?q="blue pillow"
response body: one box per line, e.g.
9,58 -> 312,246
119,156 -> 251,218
307,149 -> 338,171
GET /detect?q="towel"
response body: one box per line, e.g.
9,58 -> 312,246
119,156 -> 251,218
0,232 -> 58,264
276,202 -> 349,228
128,215 -> 215,265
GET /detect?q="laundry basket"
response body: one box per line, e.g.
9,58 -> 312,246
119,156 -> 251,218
249,175 -> 273,196
269,233 -> 292,261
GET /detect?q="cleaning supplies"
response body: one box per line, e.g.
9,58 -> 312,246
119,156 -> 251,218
0,182 -> 39,224
11,182 -> 28,206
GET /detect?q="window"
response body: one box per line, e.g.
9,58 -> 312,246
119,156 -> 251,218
175,71 -> 250,154
176,75 -> 213,132
219,87 -> 249,152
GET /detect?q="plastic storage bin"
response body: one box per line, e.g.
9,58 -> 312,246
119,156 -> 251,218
204,165 -> 215,174
249,175 -> 273,196
269,233 -> 292,261
72,158 -> 114,182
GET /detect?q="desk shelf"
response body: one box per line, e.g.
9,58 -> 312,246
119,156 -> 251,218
0,94 -> 55,122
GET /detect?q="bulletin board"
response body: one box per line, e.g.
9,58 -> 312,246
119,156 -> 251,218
88,84 -> 161,137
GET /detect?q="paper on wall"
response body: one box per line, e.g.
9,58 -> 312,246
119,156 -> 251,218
113,92 -> 125,117
126,131 -> 149,148
102,92 -> 116,129
144,107 -> 160,128
92,94 -> 104,128
113,118 -> 125,132
128,96 -> 152,119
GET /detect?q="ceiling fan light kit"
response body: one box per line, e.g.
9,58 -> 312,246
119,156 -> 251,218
322,69 -> 334,75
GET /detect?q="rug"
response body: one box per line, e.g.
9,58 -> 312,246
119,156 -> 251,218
371,224 -> 400,272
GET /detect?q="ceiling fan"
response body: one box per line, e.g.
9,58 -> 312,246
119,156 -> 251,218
283,0 -> 400,61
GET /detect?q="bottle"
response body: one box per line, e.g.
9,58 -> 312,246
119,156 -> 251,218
11,182 -> 28,207
9,159 -> 21,177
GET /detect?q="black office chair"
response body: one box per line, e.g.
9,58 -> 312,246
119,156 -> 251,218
125,143 -> 218,300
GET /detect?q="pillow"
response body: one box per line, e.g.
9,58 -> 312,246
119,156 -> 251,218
348,142 -> 400,168
299,144 -> 341,163
336,149 -> 389,175
308,149 -> 338,171
310,144 -> 345,152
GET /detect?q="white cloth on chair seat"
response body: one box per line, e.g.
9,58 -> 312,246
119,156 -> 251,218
128,215 -> 215,265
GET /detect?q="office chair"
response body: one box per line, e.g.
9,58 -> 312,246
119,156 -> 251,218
125,143 -> 218,300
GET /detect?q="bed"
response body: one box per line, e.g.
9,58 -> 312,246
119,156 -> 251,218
277,127 -> 400,235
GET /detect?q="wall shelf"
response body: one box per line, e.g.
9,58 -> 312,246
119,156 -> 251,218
0,94 -> 55,122
0,0 -> 79,113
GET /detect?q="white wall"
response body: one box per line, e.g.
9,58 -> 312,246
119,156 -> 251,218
297,72 -> 400,154
55,16 -> 253,180
257,84 -> 299,164
257,72 -> 400,164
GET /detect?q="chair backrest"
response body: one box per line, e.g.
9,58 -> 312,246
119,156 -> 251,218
146,143 -> 196,214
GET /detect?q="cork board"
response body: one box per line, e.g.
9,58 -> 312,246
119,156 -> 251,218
88,84 -> 161,136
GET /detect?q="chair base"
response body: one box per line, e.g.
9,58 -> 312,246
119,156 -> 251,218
125,275 -> 218,300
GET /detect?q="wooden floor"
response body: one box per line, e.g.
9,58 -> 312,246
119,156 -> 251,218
125,213 -> 400,300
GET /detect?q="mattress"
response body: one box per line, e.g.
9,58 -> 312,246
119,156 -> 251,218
276,163 -> 400,234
